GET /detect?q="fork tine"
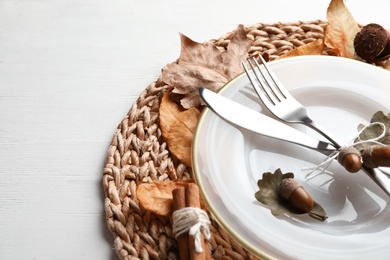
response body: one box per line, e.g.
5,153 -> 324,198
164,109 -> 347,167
258,55 -> 290,99
243,60 -> 276,107
246,57 -> 280,106
250,57 -> 284,103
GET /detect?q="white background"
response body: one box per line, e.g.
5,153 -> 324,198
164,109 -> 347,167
1,0 -> 390,259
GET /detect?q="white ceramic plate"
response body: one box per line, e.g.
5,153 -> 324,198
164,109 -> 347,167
192,56 -> 390,260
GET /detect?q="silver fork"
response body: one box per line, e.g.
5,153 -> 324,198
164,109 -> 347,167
243,55 -> 342,147
243,54 -> 390,197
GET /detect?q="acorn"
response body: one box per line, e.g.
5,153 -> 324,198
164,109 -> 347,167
337,146 -> 362,173
354,23 -> 390,62
280,178 -> 314,213
361,145 -> 390,168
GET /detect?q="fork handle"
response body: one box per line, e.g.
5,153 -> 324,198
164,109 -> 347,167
305,120 -> 344,149
363,166 -> 390,197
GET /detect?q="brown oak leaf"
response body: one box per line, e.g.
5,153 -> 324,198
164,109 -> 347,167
161,24 -> 250,108
324,0 -> 360,58
159,88 -> 201,167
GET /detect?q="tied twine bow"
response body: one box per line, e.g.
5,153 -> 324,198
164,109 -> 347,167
304,122 -> 387,179
172,207 -> 211,253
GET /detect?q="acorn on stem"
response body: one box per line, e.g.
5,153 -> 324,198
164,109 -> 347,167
354,23 -> 390,62
337,146 -> 362,173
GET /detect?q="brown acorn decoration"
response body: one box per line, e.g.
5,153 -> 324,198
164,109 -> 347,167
361,145 -> 390,168
255,169 -> 327,221
337,146 -> 362,173
280,178 -> 314,213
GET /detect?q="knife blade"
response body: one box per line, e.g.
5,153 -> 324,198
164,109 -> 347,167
199,87 -> 336,155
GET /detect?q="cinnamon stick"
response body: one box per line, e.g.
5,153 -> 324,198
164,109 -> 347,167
172,187 -> 189,260
186,183 -> 212,260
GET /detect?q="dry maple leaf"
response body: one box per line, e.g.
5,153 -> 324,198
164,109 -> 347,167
159,88 -> 201,167
137,180 -> 193,217
161,24 -> 250,109
324,0 -> 360,58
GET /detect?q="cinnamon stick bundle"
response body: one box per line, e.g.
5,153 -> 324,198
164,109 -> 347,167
172,183 -> 211,260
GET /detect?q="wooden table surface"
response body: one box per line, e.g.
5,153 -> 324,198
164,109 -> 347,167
1,0 -> 390,259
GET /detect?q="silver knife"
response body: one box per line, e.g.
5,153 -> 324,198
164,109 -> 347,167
199,87 -> 390,197
199,87 -> 336,155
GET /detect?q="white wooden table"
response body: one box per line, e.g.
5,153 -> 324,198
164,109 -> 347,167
1,0 -> 390,259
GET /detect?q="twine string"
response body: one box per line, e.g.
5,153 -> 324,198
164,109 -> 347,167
172,207 -> 211,253
304,122 -> 387,179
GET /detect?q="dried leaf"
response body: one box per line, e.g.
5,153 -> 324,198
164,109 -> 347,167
355,111 -> 390,150
137,180 -> 192,217
159,88 -> 201,167
324,0 -> 360,58
255,169 -> 327,221
280,39 -> 325,58
161,24 -> 250,108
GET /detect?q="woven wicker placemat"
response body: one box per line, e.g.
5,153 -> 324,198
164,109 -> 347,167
103,20 -> 328,260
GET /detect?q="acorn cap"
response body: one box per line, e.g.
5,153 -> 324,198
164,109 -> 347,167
280,178 -> 301,200
361,145 -> 377,168
354,23 -> 390,62
337,146 -> 360,165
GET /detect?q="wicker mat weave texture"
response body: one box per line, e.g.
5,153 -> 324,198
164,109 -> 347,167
103,20 -> 328,260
